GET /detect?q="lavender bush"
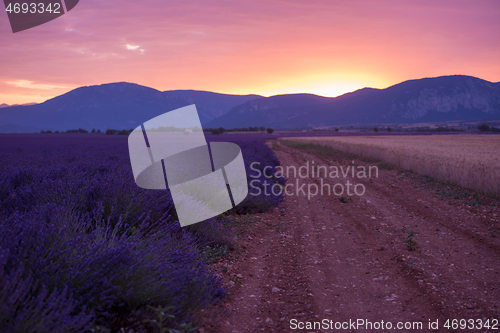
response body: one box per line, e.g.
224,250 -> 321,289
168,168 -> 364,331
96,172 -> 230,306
0,134 -> 283,332
222,140 -> 286,213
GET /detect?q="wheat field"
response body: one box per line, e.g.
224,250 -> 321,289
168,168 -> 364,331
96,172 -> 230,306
281,135 -> 500,197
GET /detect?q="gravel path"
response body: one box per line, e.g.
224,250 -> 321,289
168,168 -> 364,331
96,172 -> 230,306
203,140 -> 500,333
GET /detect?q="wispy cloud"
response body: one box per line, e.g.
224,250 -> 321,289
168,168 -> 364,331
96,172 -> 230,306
126,44 -> 139,50
7,80 -> 74,90
126,44 -> 145,54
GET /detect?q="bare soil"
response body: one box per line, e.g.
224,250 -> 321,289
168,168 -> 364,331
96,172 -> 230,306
202,140 -> 500,333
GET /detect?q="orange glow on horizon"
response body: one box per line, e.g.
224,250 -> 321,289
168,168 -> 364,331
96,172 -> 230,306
1,0 -> 499,105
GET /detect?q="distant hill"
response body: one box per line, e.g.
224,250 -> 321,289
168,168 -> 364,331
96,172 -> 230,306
0,83 -> 261,132
207,75 -> 500,128
162,90 -> 262,123
1,76 -> 499,133
0,102 -> 37,108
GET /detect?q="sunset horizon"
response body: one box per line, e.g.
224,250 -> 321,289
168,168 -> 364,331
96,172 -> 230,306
1,0 -> 499,105
3,73 -> 499,106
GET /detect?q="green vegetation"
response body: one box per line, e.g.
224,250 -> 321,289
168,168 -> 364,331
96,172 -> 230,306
339,196 -> 352,203
204,126 -> 273,134
281,140 -> 358,162
402,226 -> 419,251
200,245 -> 231,263
281,140 -> 396,174
477,124 -> 490,132
143,305 -> 198,333
378,162 -> 394,170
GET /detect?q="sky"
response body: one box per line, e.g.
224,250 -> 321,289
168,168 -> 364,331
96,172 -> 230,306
1,0 -> 499,105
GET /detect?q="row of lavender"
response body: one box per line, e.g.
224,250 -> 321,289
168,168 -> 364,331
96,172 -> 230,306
0,134 -> 284,332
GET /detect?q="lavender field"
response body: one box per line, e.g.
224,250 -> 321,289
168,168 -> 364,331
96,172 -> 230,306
0,134 -> 284,333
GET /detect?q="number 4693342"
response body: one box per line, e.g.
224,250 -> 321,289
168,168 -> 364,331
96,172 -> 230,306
5,2 -> 62,14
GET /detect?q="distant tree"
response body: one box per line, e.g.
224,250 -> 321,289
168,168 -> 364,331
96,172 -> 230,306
97,129 -> 101,133
259,126 -> 266,132
54,130 -> 60,133
477,124 -> 490,132
46,130 -> 52,133
387,127 -> 392,133
335,128 -> 339,132
40,130 -> 45,133
106,129 -> 116,135
374,127 -> 379,132
266,128 -> 274,134
218,127 -> 225,134
68,128 -> 89,133
91,128 -> 96,133
211,128 -> 221,135
117,129 -> 129,135
491,127 -> 500,132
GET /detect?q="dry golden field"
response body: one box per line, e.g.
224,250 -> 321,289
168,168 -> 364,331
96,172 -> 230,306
281,135 -> 500,197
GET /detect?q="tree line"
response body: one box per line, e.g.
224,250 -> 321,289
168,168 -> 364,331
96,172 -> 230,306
39,124 -> 499,134
41,128 -> 133,135
204,126 -> 275,135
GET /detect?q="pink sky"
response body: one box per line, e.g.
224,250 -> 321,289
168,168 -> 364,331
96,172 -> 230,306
1,0 -> 499,104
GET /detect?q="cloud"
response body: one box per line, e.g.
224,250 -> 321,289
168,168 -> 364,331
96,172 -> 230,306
126,44 -> 145,54
7,80 -> 74,90
126,44 -> 139,50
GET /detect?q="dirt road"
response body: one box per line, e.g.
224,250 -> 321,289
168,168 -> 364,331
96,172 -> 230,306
203,140 -> 500,333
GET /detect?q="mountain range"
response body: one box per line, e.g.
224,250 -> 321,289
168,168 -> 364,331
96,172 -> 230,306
0,83 -> 260,132
207,75 -> 500,128
0,75 -> 499,133
0,103 -> 37,108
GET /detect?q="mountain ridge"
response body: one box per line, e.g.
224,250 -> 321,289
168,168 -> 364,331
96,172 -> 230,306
0,102 -> 37,108
207,75 -> 500,128
1,75 -> 499,133
0,82 -> 261,132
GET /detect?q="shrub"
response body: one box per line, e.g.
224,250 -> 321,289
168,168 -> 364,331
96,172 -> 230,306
0,139 -> 228,330
207,139 -> 285,214
477,124 -> 490,132
0,252 -> 93,333
65,128 -> 89,134
117,129 -> 129,135
0,135 -> 284,330
402,226 -> 419,251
